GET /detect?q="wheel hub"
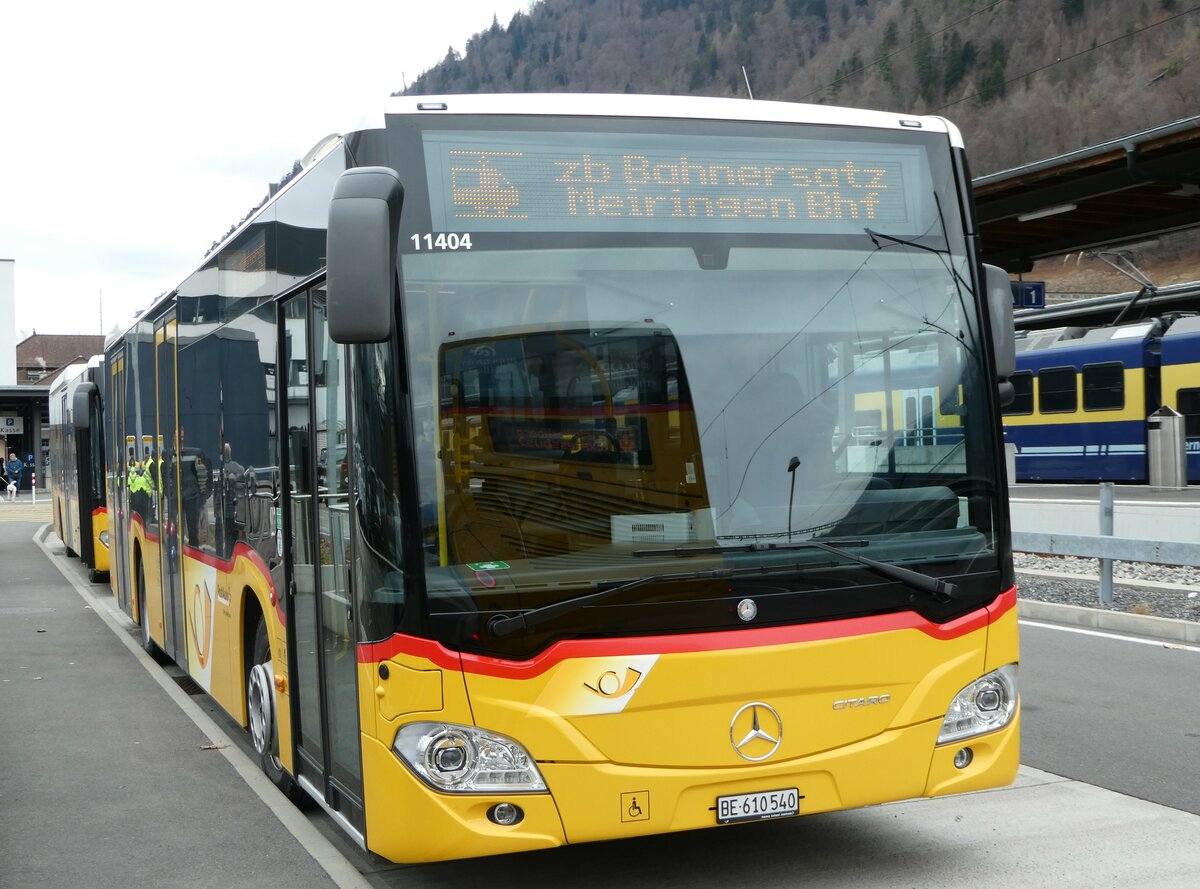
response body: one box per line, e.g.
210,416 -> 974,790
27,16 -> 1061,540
248,660 -> 274,756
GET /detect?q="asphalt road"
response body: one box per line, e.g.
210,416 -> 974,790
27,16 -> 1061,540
1018,620 -> 1200,815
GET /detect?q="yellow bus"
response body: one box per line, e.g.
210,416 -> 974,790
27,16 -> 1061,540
105,93 -> 1019,863
49,354 -> 109,584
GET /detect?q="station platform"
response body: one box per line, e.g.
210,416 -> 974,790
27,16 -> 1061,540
0,518 -> 359,889
0,496 -> 51,523
1011,482 -> 1200,503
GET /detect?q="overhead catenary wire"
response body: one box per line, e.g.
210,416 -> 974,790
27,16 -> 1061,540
936,4 -> 1200,112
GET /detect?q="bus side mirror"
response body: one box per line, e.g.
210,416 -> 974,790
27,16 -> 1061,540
327,166 -> 404,344
984,264 -> 1016,406
72,382 -> 97,432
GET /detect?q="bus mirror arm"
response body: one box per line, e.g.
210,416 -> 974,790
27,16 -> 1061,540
327,166 -> 405,344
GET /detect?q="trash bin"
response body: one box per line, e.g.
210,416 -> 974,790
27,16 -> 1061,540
1147,405 -> 1187,490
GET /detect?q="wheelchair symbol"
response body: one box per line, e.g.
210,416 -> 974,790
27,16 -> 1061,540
621,790 -> 649,822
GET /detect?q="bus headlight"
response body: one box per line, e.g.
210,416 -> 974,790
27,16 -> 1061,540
937,664 -> 1018,745
393,722 -> 547,793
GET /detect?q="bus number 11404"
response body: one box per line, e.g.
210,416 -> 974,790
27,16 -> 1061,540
410,232 -> 474,251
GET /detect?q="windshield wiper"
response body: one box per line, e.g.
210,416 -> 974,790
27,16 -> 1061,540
487,560 -> 846,638
633,538 -> 956,604
487,540 -> 956,637
865,227 -> 949,257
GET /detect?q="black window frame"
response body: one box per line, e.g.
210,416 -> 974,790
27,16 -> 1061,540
1082,361 -> 1125,412
1037,366 -> 1078,414
1177,387 -> 1200,438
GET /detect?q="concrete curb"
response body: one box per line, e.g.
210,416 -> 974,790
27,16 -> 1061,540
1018,597 -> 1200,645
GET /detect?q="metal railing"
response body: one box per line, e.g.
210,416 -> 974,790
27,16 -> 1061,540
1012,482 -> 1200,605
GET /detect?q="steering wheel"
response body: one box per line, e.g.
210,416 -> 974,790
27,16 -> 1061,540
561,430 -> 627,460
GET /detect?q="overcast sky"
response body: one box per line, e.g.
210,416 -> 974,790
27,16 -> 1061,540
0,0 -> 532,340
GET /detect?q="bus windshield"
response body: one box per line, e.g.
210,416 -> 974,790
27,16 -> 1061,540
375,114 -> 1002,658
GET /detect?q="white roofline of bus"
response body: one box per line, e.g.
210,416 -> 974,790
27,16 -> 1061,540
385,93 -> 964,147
48,362 -> 89,397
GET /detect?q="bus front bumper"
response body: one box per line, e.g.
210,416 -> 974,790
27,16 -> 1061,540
360,708 -> 1019,863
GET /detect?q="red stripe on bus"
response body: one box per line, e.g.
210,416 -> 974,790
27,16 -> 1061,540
357,586 -> 1017,677
129,512 -> 160,544
441,403 -> 691,417
124,514 -> 281,623
180,541 -> 285,626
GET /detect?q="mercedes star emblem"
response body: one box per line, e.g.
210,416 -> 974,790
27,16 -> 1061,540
730,702 -> 783,761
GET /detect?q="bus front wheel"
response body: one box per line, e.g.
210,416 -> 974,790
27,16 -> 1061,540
248,621 -> 304,802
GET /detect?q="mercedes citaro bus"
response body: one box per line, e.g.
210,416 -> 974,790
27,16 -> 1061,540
103,93 -> 1019,863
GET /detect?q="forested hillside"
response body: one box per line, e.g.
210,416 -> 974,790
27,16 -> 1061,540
405,0 -> 1198,177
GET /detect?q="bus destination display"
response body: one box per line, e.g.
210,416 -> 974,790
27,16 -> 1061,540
422,130 -> 932,235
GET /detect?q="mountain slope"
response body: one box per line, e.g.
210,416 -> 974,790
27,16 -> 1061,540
405,0 -> 1200,176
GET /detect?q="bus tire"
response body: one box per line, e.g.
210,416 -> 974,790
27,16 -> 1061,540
136,558 -> 164,662
248,620 -> 305,803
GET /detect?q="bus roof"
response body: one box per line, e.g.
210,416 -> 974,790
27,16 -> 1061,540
385,93 -> 962,145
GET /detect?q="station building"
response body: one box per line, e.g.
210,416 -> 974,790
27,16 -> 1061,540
0,259 -> 104,489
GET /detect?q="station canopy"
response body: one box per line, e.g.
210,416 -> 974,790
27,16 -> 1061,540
974,115 -> 1200,274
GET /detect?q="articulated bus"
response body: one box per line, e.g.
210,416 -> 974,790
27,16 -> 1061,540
48,354 -> 109,583
105,94 -> 1018,863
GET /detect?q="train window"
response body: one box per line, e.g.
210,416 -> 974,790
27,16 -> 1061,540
1178,388 -> 1200,437
1083,362 -> 1124,411
1038,366 -> 1077,414
1002,371 -> 1033,415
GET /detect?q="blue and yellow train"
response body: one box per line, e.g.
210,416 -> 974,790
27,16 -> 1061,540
1002,315 -> 1200,482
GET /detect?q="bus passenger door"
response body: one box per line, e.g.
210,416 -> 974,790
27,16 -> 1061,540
110,356 -> 132,613
279,288 -> 364,837
156,313 -> 186,660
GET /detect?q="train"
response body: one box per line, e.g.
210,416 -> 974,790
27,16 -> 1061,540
1002,313 -> 1200,482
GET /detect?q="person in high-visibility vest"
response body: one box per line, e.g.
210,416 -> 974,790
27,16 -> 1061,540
144,447 -> 163,520
128,452 -> 153,520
